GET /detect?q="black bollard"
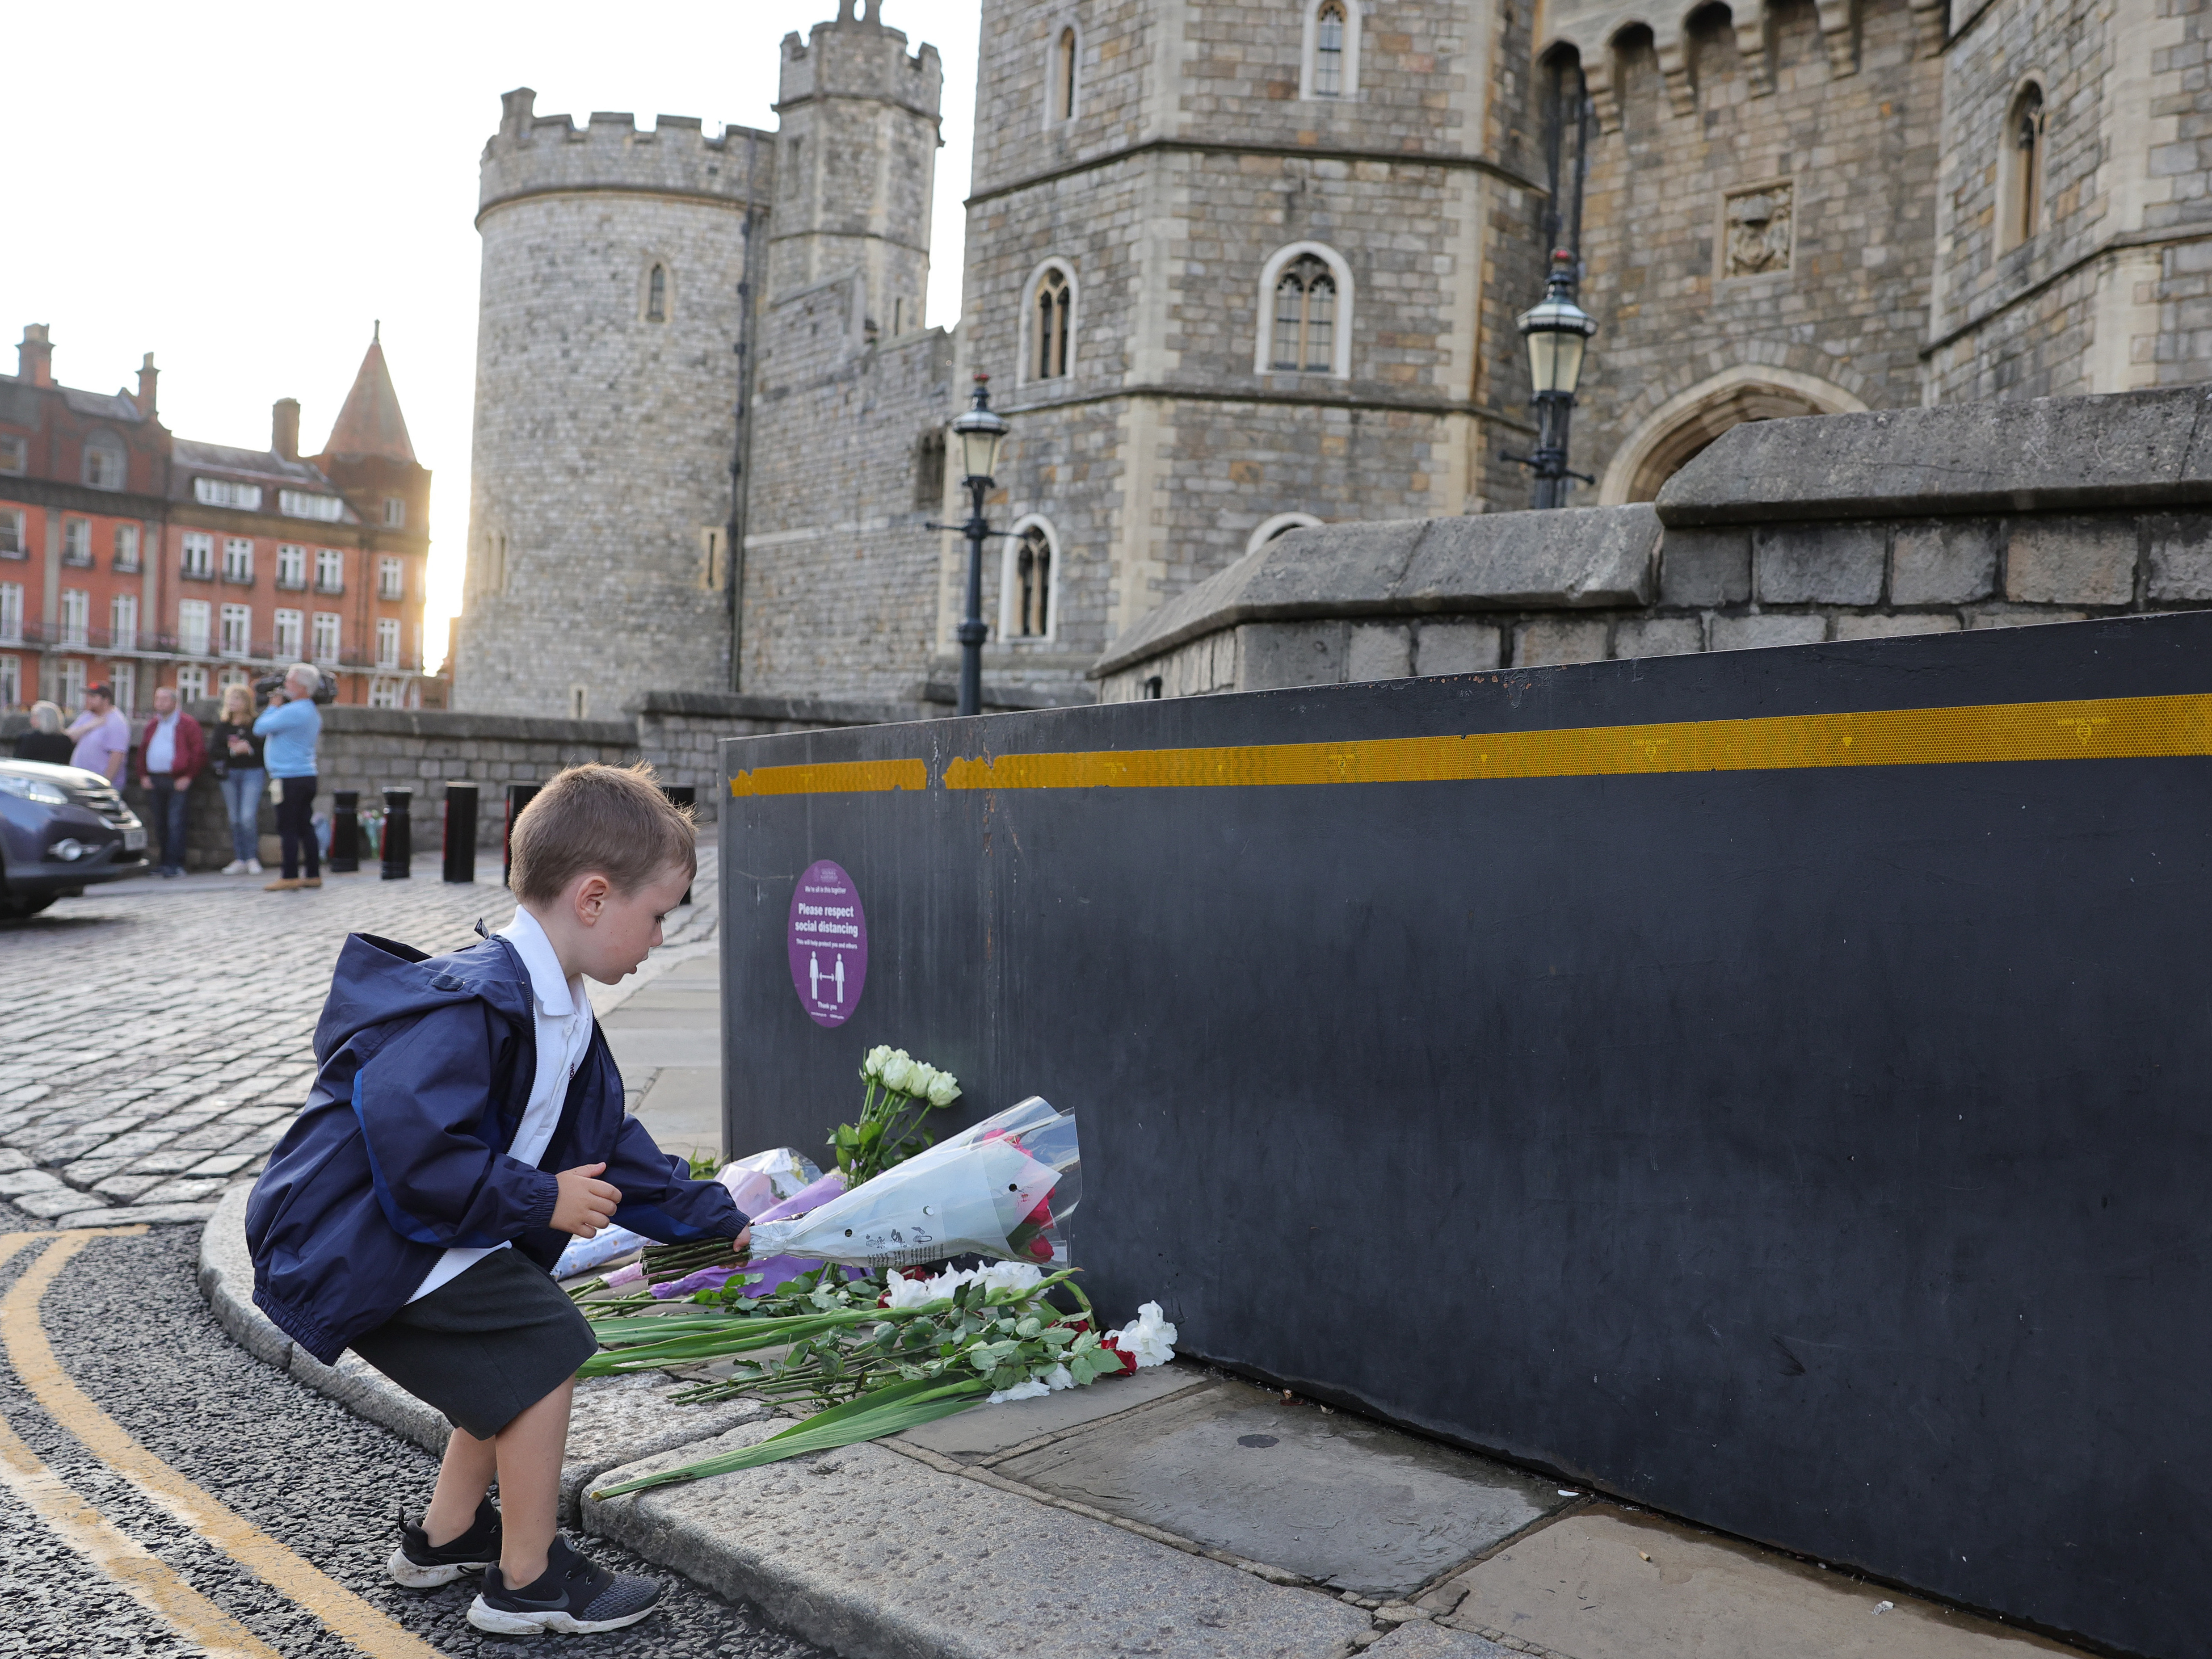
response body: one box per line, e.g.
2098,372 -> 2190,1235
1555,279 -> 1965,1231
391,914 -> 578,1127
330,790 -> 361,874
381,786 -> 412,880
503,782 -> 541,889
662,784 -> 697,905
442,782 -> 479,884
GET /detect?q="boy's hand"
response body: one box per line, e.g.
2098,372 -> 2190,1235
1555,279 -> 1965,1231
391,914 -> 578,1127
552,1162 -> 622,1237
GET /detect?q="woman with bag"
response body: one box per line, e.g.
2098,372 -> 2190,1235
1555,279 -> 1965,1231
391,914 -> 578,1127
211,682 -> 266,876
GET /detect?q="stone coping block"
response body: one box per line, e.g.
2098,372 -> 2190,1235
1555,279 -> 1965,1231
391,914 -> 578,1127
197,1184 -> 773,1523
628,688 -> 921,727
585,1419 -> 1376,1659
1655,385 -> 2212,526
319,705 -> 636,746
1093,507 -> 1660,677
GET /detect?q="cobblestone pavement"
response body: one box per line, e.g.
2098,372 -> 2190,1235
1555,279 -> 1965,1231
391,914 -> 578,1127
0,1201 -> 820,1658
0,851 -> 719,1231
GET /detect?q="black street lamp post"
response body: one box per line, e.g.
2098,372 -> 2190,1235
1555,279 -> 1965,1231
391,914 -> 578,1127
944,373 -> 1010,718
1504,248 -> 1600,509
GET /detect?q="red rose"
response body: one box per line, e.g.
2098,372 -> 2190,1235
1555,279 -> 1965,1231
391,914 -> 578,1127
1100,1337 -> 1139,1376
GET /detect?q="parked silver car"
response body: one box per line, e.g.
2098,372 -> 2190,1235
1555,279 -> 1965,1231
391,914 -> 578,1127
0,759 -> 150,920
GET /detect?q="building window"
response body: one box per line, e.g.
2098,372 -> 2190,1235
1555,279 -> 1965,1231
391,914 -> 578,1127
217,666 -> 250,692
0,655 -> 17,710
61,589 -> 90,648
314,548 -> 344,593
113,523 -> 140,571
569,685 -> 589,720
276,544 -> 307,588
376,616 -> 401,668
368,676 -> 404,710
481,531 -> 509,594
1033,265 -> 1073,380
0,435 -> 24,476
1051,25 -> 1078,122
62,518 -> 91,566
83,431 -> 126,491
1999,81 -> 2046,253
1013,523 -> 1053,638
273,609 -> 303,660
646,264 -> 669,323
0,583 -> 21,645
1270,254 -> 1338,373
782,138 -> 803,196
222,537 -> 254,584
0,508 -> 22,557
110,594 -> 137,653
378,556 -> 404,600
220,603 -> 252,659
181,532 -> 215,580
178,599 -> 212,656
60,660 -> 86,712
193,478 -> 262,511
311,611 -> 341,663
383,496 -> 406,528
176,664 -> 208,701
1303,0 -> 1360,100
108,663 -> 136,714
280,489 -> 345,521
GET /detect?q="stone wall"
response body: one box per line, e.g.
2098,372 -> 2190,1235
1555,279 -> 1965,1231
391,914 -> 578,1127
1094,385 -> 2212,698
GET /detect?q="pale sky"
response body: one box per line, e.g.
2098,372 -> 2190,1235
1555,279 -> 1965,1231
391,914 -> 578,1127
0,0 -> 982,672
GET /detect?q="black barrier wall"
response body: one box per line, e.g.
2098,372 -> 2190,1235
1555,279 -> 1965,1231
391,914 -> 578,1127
719,612 -> 2212,1658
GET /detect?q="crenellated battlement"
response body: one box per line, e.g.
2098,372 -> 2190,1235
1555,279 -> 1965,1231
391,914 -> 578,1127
478,89 -> 775,219
777,0 -> 943,120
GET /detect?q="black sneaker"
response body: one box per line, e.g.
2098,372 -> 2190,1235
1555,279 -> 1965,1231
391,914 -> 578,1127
468,1537 -> 662,1634
387,1497 -> 502,1588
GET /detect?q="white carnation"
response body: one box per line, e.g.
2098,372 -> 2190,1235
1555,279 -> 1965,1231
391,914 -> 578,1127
987,1378 -> 1051,1404
1104,1302 -> 1177,1367
882,1273 -> 939,1310
1043,1364 -> 1076,1391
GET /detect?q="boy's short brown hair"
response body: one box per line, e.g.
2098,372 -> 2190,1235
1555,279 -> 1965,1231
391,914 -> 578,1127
508,763 -> 696,903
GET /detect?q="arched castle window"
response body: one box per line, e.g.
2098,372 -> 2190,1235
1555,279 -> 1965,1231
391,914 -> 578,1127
82,430 -> 126,491
1050,25 -> 1079,122
1022,260 -> 1078,384
1001,515 -> 1060,640
1256,244 -> 1354,378
647,265 -> 668,323
1302,0 -> 1361,99
1246,511 -> 1323,555
1998,80 -> 2046,252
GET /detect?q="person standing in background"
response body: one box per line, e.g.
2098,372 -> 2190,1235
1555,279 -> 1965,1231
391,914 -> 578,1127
211,682 -> 266,876
138,686 -> 206,878
12,702 -> 73,766
65,684 -> 130,785
255,664 -> 323,892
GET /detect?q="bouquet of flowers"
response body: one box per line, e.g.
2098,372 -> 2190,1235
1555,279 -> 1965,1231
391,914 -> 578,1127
831,1046 -> 963,1186
747,1096 -> 1078,1270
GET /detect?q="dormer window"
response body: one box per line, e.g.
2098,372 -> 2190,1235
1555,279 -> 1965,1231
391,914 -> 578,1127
279,489 -> 345,521
647,264 -> 668,323
83,430 -> 126,491
383,496 -> 407,528
0,435 -> 27,476
194,478 -> 263,511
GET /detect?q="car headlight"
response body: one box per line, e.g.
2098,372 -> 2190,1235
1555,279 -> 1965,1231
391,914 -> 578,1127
0,775 -> 69,806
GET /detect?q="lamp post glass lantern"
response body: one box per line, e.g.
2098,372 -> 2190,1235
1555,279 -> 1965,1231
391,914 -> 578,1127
949,374 -> 1010,718
1510,248 -> 1599,509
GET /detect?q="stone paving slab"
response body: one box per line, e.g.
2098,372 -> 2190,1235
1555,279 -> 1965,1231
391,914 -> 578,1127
896,1360 -> 1207,1460
1363,1621 -> 1519,1659
1422,1506 -> 2094,1659
585,1419 -> 1378,1659
994,1378 -> 1568,1599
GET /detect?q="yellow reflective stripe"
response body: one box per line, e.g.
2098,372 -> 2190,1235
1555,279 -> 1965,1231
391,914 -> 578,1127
730,758 -> 929,798
935,693 -> 2212,792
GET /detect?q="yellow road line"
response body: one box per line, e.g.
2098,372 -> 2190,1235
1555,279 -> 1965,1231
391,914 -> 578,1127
0,1232 -> 281,1659
3,1230 -> 448,1659
816,691 -> 2212,794
730,756 -> 928,798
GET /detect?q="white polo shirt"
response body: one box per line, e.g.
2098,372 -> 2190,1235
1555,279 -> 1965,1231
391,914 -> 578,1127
406,905 -> 597,1303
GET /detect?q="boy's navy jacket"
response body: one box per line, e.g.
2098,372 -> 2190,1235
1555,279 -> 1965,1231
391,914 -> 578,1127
246,929 -> 745,1366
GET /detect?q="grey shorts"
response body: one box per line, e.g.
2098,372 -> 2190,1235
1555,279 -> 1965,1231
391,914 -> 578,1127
349,1247 -> 597,1439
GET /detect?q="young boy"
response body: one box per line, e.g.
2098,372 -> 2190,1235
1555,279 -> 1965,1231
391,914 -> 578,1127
247,764 -> 750,1635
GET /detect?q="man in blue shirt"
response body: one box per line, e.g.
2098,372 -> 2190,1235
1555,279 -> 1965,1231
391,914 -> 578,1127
253,664 -> 323,891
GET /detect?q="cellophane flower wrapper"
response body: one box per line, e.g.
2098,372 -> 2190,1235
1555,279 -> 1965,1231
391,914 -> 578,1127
745,1096 -> 1080,1269
716,1146 -> 822,1219
555,1224 -> 648,1281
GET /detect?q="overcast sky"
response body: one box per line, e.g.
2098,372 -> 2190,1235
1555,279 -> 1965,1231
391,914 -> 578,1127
0,0 -> 982,671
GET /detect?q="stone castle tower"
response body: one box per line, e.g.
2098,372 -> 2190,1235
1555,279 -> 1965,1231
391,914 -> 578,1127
456,0 -> 2212,718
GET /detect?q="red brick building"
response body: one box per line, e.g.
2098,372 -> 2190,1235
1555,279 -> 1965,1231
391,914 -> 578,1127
0,323 -> 435,716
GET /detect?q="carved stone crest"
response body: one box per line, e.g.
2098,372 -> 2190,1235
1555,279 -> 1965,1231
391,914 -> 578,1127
1724,182 -> 1794,277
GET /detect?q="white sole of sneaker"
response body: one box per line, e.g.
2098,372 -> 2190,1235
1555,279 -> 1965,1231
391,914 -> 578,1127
466,1595 -> 658,1634
387,1546 -> 491,1588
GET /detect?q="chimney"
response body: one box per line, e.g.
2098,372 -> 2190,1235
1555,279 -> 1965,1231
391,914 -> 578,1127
135,353 -> 158,418
17,324 -> 52,387
273,397 -> 301,462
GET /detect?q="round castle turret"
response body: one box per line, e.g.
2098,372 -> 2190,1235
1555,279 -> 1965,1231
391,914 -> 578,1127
454,93 -> 773,718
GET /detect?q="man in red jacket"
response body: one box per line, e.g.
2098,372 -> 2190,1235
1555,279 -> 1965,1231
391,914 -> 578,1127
139,685 -> 206,877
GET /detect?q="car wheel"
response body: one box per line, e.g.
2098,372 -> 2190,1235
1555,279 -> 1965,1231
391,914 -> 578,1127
0,894 -> 55,921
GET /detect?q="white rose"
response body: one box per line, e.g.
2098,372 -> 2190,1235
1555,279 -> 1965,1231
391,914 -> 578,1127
986,1378 -> 1051,1404
883,1273 -> 938,1310
905,1062 -> 938,1099
1043,1363 -> 1076,1391
925,1070 -> 961,1107
1107,1302 -> 1178,1367
861,1044 -> 894,1082
879,1051 -> 915,1093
